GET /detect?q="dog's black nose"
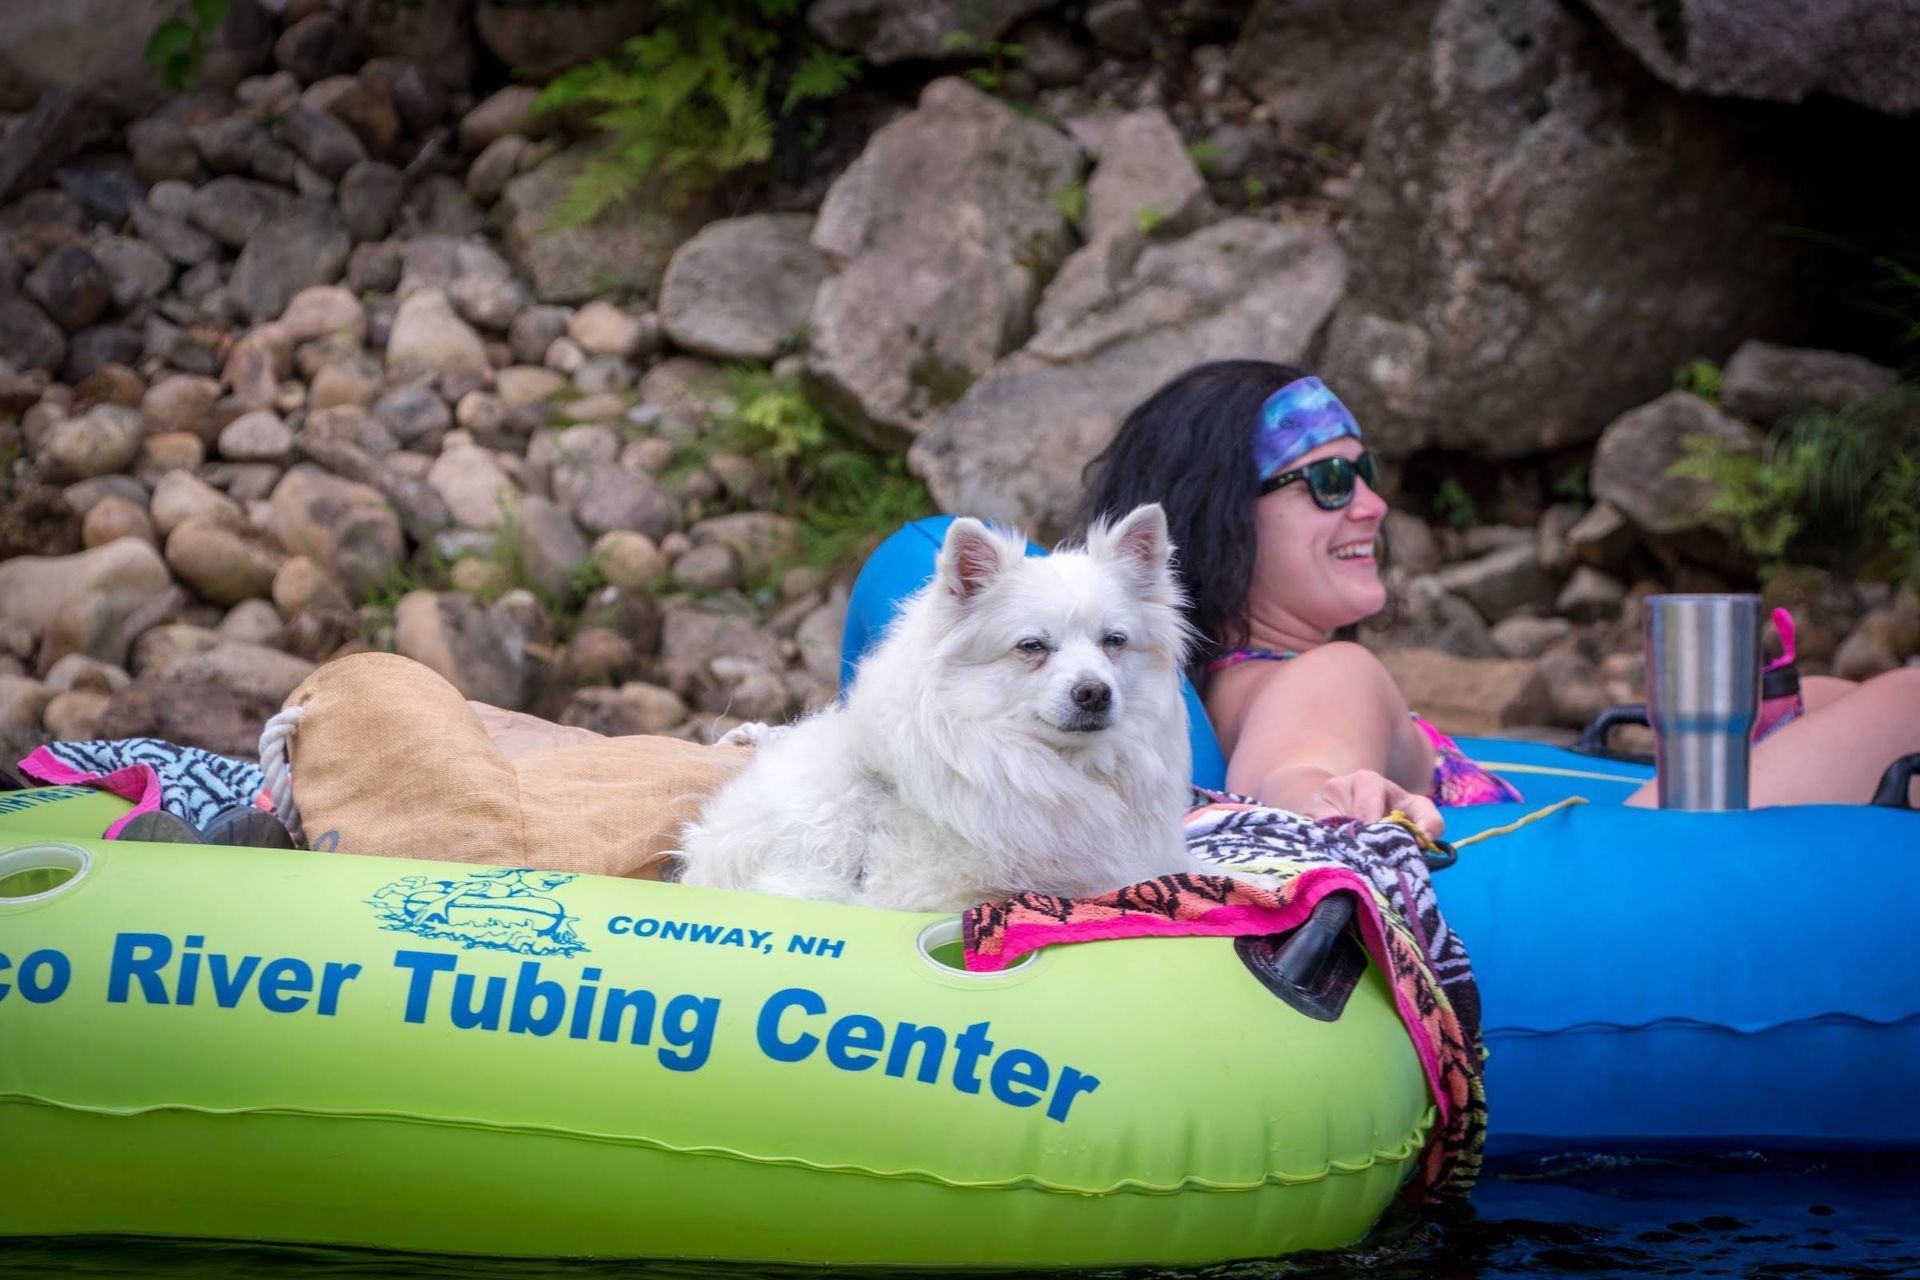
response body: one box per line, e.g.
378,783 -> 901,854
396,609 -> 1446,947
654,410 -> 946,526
1071,679 -> 1112,713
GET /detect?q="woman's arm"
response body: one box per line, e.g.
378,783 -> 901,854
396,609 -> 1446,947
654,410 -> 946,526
1222,642 -> 1443,835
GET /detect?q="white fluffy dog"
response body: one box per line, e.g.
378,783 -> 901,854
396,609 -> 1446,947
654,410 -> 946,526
676,505 -> 1198,912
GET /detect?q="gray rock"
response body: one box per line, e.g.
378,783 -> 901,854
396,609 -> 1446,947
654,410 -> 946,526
466,134 -> 527,206
1491,615 -> 1574,660
472,1 -> 653,82
387,287 -> 489,377
218,409 -> 296,463
509,305 -> 571,365
38,403 -> 144,483
571,356 -> 634,396
130,198 -> 219,267
393,591 -> 529,709
136,633 -> 316,707
370,382 -> 452,451
673,542 -> 739,592
164,516 -> 284,605
339,160 -> 406,242
1436,542 -> 1557,621
91,235 -> 175,311
513,495 -> 590,601
189,117 -> 267,175
128,118 -> 200,185
1556,565 -> 1626,621
1591,391 -> 1761,537
284,107 -> 366,181
569,467 -> 679,542
1586,0 -> 1920,116
1390,573 -> 1499,658
0,88 -> 95,206
347,241 -> 402,294
1378,647 -> 1552,736
457,85 -> 547,153
1009,16 -> 1093,87
231,200 -> 352,323
499,147 -> 709,304
659,213 -> 827,361
1084,108 -> 1211,244
275,13 -> 358,84
1320,0 -> 1818,458
912,219 -> 1346,536
23,244 -> 108,332
399,234 -> 515,295
1084,0 -> 1152,56
0,295 -> 66,374
1720,341 -> 1901,428
188,176 -> 293,250
64,325 -> 142,383
0,538 -> 173,673
448,271 -> 530,332
1566,501 -> 1638,572
560,683 -> 685,736
428,443 -> 518,529
150,470 -> 242,538
1230,0 -> 1437,148
267,464 -> 405,596
807,78 -> 1083,440
690,512 -> 803,583
279,284 -> 368,344
807,0 -> 1053,63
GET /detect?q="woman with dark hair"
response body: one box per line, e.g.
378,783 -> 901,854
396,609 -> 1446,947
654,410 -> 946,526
1075,360 -> 1920,832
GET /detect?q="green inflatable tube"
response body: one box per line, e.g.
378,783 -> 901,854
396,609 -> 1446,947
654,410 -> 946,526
0,789 -> 1431,1268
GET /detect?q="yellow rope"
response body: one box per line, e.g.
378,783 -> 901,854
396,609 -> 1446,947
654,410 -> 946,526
1449,795 -> 1589,849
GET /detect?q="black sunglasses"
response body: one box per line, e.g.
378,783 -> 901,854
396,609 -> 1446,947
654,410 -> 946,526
1259,451 -> 1381,510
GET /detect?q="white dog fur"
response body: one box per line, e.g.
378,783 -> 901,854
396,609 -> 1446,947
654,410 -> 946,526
676,505 -> 1199,912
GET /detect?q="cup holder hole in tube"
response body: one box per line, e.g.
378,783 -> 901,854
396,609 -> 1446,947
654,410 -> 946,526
0,843 -> 92,902
915,918 -> 1034,976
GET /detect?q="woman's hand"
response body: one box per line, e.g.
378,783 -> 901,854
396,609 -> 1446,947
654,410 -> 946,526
1299,768 -> 1445,838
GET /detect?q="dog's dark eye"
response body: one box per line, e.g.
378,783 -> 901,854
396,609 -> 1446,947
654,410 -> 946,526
1015,638 -> 1050,656
1102,632 -> 1128,649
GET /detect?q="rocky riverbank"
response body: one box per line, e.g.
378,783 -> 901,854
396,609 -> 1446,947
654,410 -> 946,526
2,0 -> 1915,768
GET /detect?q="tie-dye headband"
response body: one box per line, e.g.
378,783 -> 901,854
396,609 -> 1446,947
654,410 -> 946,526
1252,376 -> 1362,483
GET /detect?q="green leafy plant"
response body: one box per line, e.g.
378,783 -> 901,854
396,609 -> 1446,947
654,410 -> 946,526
1672,385 -> 1920,580
688,367 -> 933,583
1187,140 -> 1223,176
533,0 -> 859,227
1432,476 -> 1478,531
1135,206 -> 1167,235
941,31 -> 1025,92
144,0 -> 231,92
1673,357 -> 1723,404
1241,175 -> 1268,210
1052,181 -> 1087,230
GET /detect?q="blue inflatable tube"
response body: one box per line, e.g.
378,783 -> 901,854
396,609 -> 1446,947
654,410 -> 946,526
845,520 -> 1920,1154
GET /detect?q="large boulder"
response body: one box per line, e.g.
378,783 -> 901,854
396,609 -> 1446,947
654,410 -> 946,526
1230,0 -> 1440,147
910,219 -> 1347,537
1082,108 -> 1211,244
0,537 -> 172,666
806,78 -> 1083,442
498,147 -> 707,304
1590,390 -> 1760,537
473,0 -> 651,80
1719,340 -> 1901,428
807,0 -> 1054,64
1320,0 -> 1816,458
658,213 -> 828,361
0,1 -> 171,116
1585,0 -> 1920,116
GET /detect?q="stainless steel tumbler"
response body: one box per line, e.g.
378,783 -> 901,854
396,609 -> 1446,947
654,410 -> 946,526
1645,593 -> 1762,810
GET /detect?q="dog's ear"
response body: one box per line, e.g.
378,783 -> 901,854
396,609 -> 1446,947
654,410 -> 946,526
1093,503 -> 1175,591
937,517 -> 1015,604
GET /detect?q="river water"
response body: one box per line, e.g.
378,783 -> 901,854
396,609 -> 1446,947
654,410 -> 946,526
4,1151 -> 1915,1279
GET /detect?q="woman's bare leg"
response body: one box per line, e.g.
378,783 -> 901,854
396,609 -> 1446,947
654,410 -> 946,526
1627,668 -> 1920,808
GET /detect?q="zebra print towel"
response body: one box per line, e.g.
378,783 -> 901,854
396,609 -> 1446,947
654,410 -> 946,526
18,738 -> 270,839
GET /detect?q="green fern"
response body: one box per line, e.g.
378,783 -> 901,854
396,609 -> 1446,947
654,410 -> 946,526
1672,385 -> 1920,580
1673,357 -> 1723,404
144,0 -> 231,92
533,0 -> 858,227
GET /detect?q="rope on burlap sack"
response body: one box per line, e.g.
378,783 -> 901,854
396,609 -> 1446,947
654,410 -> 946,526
258,704 -> 308,848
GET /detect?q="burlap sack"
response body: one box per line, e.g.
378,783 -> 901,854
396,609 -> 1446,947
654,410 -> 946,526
281,652 -> 749,878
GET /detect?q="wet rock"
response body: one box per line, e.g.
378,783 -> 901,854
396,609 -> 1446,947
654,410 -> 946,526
659,213 -> 826,362
393,590 -> 529,709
